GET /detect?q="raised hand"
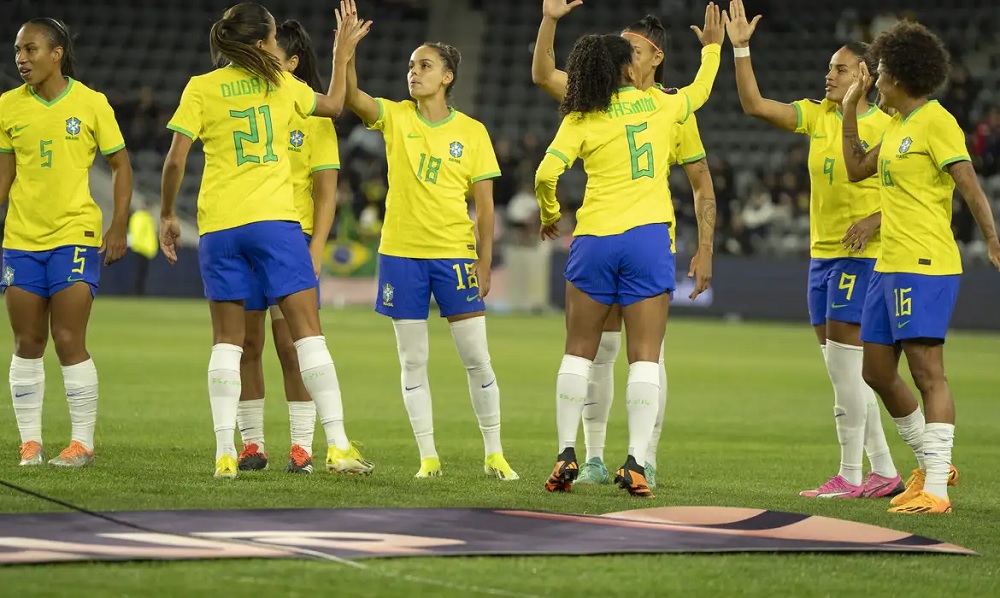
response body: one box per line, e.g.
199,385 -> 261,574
844,61 -> 873,109
542,0 -> 583,20
690,2 -> 726,47
334,0 -> 372,62
723,0 -> 761,48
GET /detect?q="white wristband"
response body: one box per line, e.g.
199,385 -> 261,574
734,46 -> 750,58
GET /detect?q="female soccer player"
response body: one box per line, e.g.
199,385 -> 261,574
724,0 -> 901,499
536,4 -> 724,498
1,18 -> 132,467
159,2 -> 373,479
235,20 -> 341,475
531,0 -> 717,489
339,0 -> 517,480
841,21 -> 1000,514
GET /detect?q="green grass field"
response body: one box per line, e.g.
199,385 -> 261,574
0,298 -> 998,597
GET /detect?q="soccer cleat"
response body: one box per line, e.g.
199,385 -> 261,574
614,455 -> 654,498
286,445 -> 313,474
484,452 -> 519,480
214,454 -> 238,479
326,442 -> 374,475
644,462 -> 657,489
861,472 -> 904,498
48,441 -> 94,468
238,443 -> 268,471
544,448 -> 578,492
890,465 -> 959,506
799,475 -> 863,498
575,457 -> 610,485
415,457 -> 442,478
888,490 -> 952,514
18,441 -> 44,466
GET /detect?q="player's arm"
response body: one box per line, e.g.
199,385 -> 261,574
103,148 -> 133,264
841,62 -> 880,181
677,3 -> 725,116
530,0 -> 581,102
310,168 -> 338,275
319,5 -> 372,118
472,178 -> 496,298
534,118 -> 582,236
159,133 -> 193,264
0,153 -> 14,205
344,51 -> 379,125
949,160 -> 1000,268
683,158 -> 716,254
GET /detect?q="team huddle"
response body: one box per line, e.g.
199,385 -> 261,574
2,0 -> 998,515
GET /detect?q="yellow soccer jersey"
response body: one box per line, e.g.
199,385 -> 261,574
167,67 -> 316,235
367,99 -> 500,259
876,101 -> 968,275
792,98 -> 889,259
536,44 -> 720,237
287,114 -> 340,236
0,78 -> 125,251
656,86 -> 707,166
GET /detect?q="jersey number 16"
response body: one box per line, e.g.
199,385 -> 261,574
230,105 -> 277,166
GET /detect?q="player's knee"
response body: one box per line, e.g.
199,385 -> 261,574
394,320 -> 430,372
13,331 -> 47,359
274,336 -> 300,373
594,331 -> 622,365
241,332 -> 265,362
50,326 -> 86,364
450,317 -> 491,371
862,361 -> 891,394
909,362 -> 946,397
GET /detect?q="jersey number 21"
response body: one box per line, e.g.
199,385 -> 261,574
230,105 -> 277,166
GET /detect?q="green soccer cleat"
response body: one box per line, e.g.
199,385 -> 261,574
575,457 -> 610,485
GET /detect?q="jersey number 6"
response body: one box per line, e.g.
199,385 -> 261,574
230,105 -> 277,166
626,122 -> 654,180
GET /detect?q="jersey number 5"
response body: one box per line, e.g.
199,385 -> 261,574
230,105 -> 277,166
626,122 -> 654,180
40,140 -> 53,168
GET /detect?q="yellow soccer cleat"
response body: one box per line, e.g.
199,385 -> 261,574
888,490 -> 952,514
890,465 -> 959,506
415,457 -> 442,478
326,442 -> 374,475
484,452 -> 519,480
214,454 -> 238,479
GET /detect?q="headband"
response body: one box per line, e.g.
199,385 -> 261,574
622,31 -> 662,54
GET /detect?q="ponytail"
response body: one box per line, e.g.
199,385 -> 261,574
209,3 -> 282,91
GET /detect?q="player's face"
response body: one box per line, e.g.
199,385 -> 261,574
825,47 -> 860,103
408,46 -> 452,100
273,45 -> 298,74
874,60 -> 897,109
624,34 -> 662,90
14,25 -> 61,85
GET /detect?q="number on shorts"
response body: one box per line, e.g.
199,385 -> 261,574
838,272 -> 857,301
626,122 -> 654,180
229,105 -> 277,166
880,159 -> 894,187
894,287 -> 912,317
40,139 -> 53,168
452,263 -> 478,290
71,247 -> 86,275
416,153 -> 442,184
823,157 -> 835,185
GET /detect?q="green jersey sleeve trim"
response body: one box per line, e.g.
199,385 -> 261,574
677,152 -> 707,165
546,148 -> 571,165
167,124 -> 196,140
472,171 -> 502,183
101,143 -> 126,155
307,93 -> 318,117
939,155 -> 970,170
0,148 -> 13,154
311,164 -> 341,172
793,102 -> 803,131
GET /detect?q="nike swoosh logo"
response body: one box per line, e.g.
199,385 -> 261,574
897,320 -> 910,329
405,385 -> 422,391
818,491 -> 855,498
14,391 -> 33,398
66,391 -> 88,397
466,294 -> 480,302
831,303 -> 848,308
834,413 -> 845,418
13,125 -> 28,132
813,134 -> 826,138
67,277 -> 85,282
583,402 -> 597,407
482,380 -> 495,389
407,133 -> 421,139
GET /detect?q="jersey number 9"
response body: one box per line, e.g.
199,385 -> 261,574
230,105 -> 277,166
626,122 -> 654,180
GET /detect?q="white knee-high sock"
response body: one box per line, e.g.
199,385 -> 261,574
626,361 -> 660,464
208,344 -> 243,460
861,385 -> 898,477
922,422 -> 955,499
557,355 -> 592,452
393,319 -> 437,460
583,331 -> 619,462
10,356 -> 44,445
824,341 -> 866,485
893,408 -> 926,470
62,359 -> 99,452
645,341 -> 668,468
287,401 -> 316,455
450,316 -> 503,457
294,336 -> 349,450
237,398 -> 266,452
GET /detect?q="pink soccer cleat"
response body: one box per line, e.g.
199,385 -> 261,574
861,472 -> 904,498
799,475 -> 863,498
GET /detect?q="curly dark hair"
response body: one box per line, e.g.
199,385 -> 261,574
868,21 -> 950,98
560,34 -> 633,116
